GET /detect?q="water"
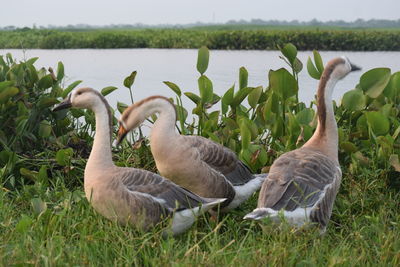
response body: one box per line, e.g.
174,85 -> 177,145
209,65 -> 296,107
2,49 -> 400,113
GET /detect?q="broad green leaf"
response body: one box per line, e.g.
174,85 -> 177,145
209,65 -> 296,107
37,74 -> 53,89
101,86 -> 118,96
341,89 -> 366,111
0,81 -> 14,91
239,67 -> 248,90
239,149 -> 252,168
56,148 -> 74,166
269,68 -> 298,101
383,71 -> 400,99
356,114 -> 368,135
31,198 -> 47,216
198,75 -> 213,103
184,92 -> 201,105
307,57 -> 321,80
57,61 -> 64,81
341,141 -> 358,153
175,104 -> 188,122
0,86 -> 19,104
117,102 -> 128,114
272,116 -> 284,138
281,43 -> 297,64
293,58 -> 303,74
62,80 -> 82,98
232,87 -> 252,107
38,96 -> 58,109
163,81 -> 181,96
239,117 -> 259,140
313,50 -> 324,73
26,57 -> 39,65
70,109 -> 85,118
296,108 -> 315,125
124,71 -> 137,89
248,86 -> 263,108
38,120 -> 51,138
197,46 -> 209,75
360,68 -> 391,98
263,93 -> 279,121
27,64 -> 39,84
365,111 -> 390,136
210,93 -> 221,106
381,103 -> 392,117
222,85 -> 235,106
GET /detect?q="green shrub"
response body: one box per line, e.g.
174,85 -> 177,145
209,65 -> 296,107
1,28 -> 400,50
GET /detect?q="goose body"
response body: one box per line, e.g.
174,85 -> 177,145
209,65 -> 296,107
244,57 -> 360,232
53,88 -> 225,235
117,96 -> 267,211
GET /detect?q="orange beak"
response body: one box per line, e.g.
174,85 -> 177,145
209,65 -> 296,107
116,124 -> 128,145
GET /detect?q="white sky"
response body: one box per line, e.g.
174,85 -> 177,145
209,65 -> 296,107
2,0 -> 399,27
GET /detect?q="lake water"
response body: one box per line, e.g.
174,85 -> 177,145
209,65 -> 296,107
2,49 -> 400,114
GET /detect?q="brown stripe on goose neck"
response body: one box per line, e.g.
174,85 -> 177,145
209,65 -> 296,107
316,58 -> 345,136
121,95 -> 177,122
79,88 -> 114,142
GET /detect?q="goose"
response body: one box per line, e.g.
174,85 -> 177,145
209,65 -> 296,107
116,96 -> 267,211
52,87 -> 225,235
244,57 -> 360,232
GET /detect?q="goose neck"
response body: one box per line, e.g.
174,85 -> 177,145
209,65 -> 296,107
87,98 -> 114,169
306,76 -> 339,162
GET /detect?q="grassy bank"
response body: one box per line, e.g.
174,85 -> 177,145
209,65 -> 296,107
1,28 -> 400,50
1,163 -> 399,266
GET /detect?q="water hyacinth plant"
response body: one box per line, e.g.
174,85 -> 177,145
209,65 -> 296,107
160,45 -> 400,175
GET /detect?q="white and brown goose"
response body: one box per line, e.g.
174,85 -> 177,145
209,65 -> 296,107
53,87 -> 225,235
116,96 -> 267,211
244,57 -> 360,232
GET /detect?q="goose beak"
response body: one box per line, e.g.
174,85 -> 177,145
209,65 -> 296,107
350,62 -> 361,72
116,124 -> 128,145
53,95 -> 72,111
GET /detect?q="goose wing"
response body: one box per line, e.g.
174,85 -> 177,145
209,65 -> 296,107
117,167 -> 209,211
258,148 -> 341,211
185,135 -> 254,185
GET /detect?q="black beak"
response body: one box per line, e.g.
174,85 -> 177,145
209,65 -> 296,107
116,124 -> 128,146
53,95 -> 72,112
350,62 -> 361,72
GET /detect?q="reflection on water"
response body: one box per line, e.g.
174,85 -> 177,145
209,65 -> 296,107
2,49 -> 400,114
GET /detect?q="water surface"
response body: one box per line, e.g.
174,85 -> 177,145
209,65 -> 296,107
2,49 -> 400,114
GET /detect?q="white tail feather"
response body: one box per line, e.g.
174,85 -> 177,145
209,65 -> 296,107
169,198 -> 226,235
223,175 -> 266,211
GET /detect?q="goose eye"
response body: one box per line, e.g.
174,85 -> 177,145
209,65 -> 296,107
77,92 -> 82,95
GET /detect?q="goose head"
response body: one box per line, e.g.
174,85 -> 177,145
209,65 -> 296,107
116,101 -> 145,145
53,87 -> 102,111
326,56 -> 361,81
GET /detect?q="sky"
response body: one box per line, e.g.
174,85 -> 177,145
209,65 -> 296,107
2,0 -> 399,27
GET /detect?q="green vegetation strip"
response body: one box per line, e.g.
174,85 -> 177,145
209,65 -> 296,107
1,28 -> 400,50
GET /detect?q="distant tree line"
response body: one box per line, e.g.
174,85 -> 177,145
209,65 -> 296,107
1,18 -> 400,31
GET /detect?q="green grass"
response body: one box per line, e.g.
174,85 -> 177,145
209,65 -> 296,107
1,150 -> 399,266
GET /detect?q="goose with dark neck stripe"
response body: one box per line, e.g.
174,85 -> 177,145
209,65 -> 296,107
117,96 -> 267,211
244,57 -> 360,232
53,87 -> 225,235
